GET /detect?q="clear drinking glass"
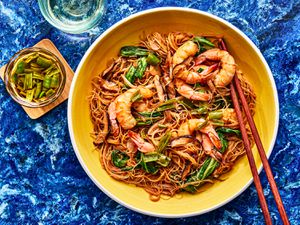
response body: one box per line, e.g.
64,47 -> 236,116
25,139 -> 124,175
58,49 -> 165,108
38,0 -> 107,34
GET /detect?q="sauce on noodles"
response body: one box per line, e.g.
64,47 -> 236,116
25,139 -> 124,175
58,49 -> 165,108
89,32 -> 255,201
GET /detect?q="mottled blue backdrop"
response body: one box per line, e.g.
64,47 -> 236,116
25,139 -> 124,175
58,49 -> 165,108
0,0 -> 299,224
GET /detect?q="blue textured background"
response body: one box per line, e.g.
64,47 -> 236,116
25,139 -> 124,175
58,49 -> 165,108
0,1 -> 299,224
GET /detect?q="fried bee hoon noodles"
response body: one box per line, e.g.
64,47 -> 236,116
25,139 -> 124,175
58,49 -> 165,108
89,32 -> 256,201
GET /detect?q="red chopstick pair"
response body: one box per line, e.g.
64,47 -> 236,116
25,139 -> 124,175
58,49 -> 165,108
220,39 -> 290,225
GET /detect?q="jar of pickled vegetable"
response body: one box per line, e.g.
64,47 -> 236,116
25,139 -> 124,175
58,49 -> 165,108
4,47 -> 66,108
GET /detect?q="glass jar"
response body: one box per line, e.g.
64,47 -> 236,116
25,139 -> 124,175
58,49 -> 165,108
4,47 -> 66,108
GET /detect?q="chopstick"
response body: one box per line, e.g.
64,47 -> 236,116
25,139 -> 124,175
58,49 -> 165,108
230,82 -> 272,224
220,39 -> 290,224
233,75 -> 290,224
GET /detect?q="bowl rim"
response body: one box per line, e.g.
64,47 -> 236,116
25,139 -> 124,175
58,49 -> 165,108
68,7 -> 279,218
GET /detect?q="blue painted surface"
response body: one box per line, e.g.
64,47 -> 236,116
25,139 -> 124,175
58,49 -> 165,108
0,0 -> 299,224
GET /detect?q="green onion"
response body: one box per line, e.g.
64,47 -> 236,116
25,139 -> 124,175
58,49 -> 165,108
146,53 -> 160,65
36,56 -> 52,68
46,89 -> 55,97
210,120 -> 225,127
209,110 -> 223,120
32,72 -> 45,80
125,66 -> 137,83
179,98 -> 196,109
130,90 -> 142,102
43,75 -> 51,89
24,53 -> 38,63
120,46 -> 149,57
138,111 -> 162,117
50,74 -> 60,88
24,73 -> 33,90
192,106 -> 208,115
34,82 -> 42,99
134,57 -> 147,79
158,124 -> 167,128
15,61 -> 25,74
143,152 -> 171,167
197,119 -> 208,130
193,37 -> 215,47
156,104 -> 175,112
157,132 -> 172,153
197,68 -> 204,73
25,88 -> 35,101
39,91 -> 45,98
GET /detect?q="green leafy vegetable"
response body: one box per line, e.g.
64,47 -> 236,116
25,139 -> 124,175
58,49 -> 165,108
111,150 -> 129,168
216,127 -> 242,138
185,157 -> 219,193
140,153 -> 159,174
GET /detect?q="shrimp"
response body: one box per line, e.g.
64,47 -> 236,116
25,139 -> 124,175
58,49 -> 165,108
221,108 -> 237,124
202,134 -> 223,162
174,79 -> 212,101
128,131 -> 155,153
149,65 -> 161,76
200,123 -> 222,149
172,40 -> 198,67
115,87 -> 154,130
171,119 -> 221,149
132,100 -> 155,112
107,102 -> 119,137
173,63 -> 218,84
195,48 -> 236,87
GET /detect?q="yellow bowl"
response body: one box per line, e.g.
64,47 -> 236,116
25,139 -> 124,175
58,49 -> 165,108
68,7 -> 279,217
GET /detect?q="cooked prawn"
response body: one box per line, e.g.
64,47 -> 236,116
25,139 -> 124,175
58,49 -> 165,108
195,48 -> 236,87
174,79 -> 212,101
173,63 -> 218,84
221,108 -> 238,125
172,40 -> 198,67
115,87 -> 154,130
128,131 -> 155,153
171,119 -> 221,149
132,101 -> 150,112
107,102 -> 119,137
202,134 -> 223,162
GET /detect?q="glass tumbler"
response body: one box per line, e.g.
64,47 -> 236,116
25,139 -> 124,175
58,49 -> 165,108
38,0 -> 107,34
